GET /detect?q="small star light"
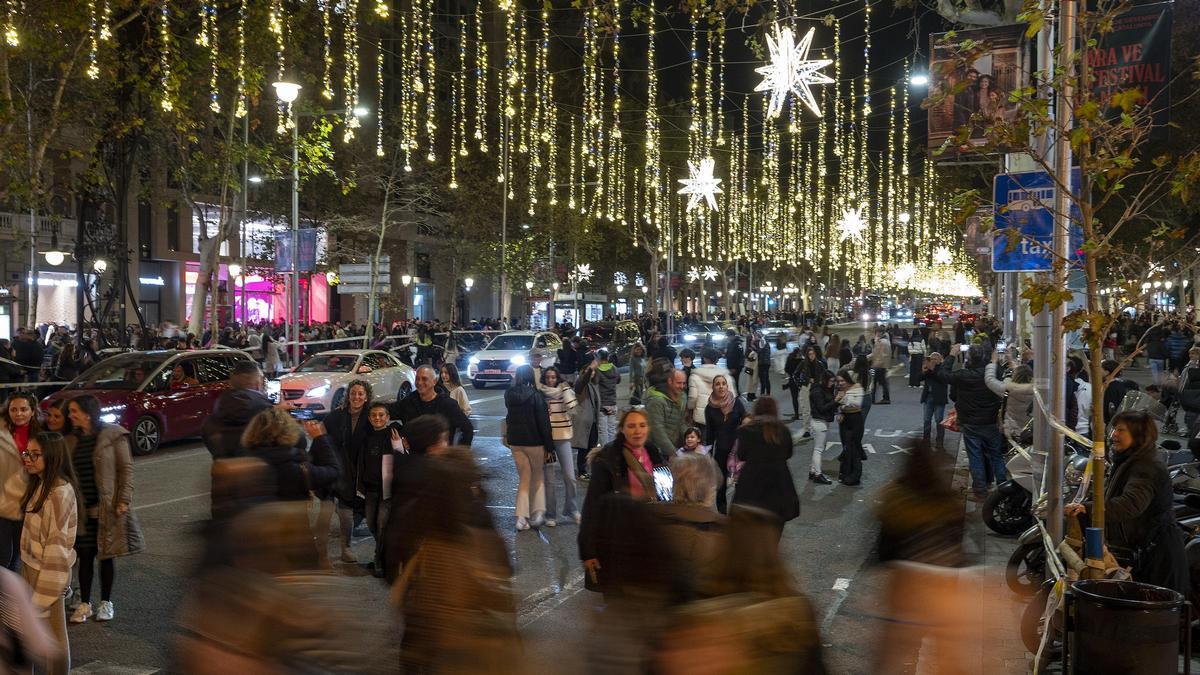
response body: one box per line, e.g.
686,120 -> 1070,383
933,247 -> 953,265
634,274 -> 645,287
677,157 -> 723,212
686,266 -> 701,283
703,266 -> 719,282
836,206 -> 868,243
614,271 -> 628,286
754,25 -> 834,119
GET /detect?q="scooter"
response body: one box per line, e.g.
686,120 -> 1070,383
984,443 -> 1091,536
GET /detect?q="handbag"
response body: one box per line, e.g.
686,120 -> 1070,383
726,440 -> 745,484
940,408 -> 960,433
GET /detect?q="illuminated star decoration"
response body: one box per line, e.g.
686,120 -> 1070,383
836,205 -> 868,243
677,157 -> 723,212
634,274 -> 645,287
754,25 -> 834,119
613,271 -> 628,286
572,263 -> 594,283
933,246 -> 953,265
686,266 -> 701,283
702,266 -> 719,282
894,263 -> 917,288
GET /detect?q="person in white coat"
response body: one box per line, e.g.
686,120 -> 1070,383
687,348 -> 734,432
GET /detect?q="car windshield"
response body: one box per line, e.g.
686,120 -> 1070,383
485,335 -> 534,351
68,354 -> 169,390
296,354 -> 359,373
702,323 -> 722,332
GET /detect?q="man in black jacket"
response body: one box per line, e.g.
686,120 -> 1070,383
918,352 -> 951,450
931,344 -> 1004,501
724,332 -> 745,392
202,361 -> 275,459
389,365 -> 474,446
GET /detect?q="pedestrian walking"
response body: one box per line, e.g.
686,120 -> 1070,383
595,349 -> 620,447
917,352 -> 950,450
539,367 -> 580,526
731,396 -> 800,535
807,369 -> 837,485
724,332 -> 745,392
907,329 -> 926,387
16,432 -> 79,675
835,369 -> 866,486
646,367 -> 687,462
869,330 -> 892,404
572,357 -> 600,480
629,342 -> 648,405
929,345 -> 1005,501
504,365 -> 556,531
704,374 -> 745,514
321,380 -> 372,564
65,395 -> 143,625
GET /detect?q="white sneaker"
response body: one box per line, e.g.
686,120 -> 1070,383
69,602 -> 92,624
544,518 -> 557,528
95,600 -> 114,622
568,511 -> 582,524
516,517 -> 530,531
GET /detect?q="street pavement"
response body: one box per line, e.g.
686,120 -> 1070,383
67,341 -> 1038,674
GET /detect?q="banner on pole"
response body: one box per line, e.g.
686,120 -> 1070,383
991,169 -> 1084,273
274,229 -> 318,273
1088,2 -> 1172,133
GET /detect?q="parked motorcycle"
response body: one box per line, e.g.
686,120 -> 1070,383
984,444 -> 1090,536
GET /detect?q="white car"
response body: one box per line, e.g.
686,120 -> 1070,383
466,331 -> 562,388
274,349 -> 415,416
759,320 -> 796,343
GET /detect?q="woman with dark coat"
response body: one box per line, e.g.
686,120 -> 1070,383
578,409 -> 668,591
504,365 -> 556,531
784,348 -> 806,420
320,380 -> 373,563
704,374 -> 746,514
731,396 -> 800,534
1065,411 -> 1190,597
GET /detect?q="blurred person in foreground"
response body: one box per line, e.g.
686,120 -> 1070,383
175,496 -> 371,673
389,445 -> 520,674
654,505 -> 826,675
654,453 -> 726,598
873,439 -> 972,674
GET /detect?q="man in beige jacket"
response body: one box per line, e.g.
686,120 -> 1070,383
869,330 -> 892,404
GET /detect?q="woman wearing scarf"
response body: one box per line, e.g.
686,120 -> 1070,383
578,409 -> 668,592
704,375 -> 745,514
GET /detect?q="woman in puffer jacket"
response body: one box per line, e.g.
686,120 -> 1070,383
539,367 -> 579,526
984,355 -> 1035,442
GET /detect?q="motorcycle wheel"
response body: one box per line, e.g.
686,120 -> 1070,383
983,488 -> 1034,536
1007,540 -> 1047,596
1021,584 -> 1062,666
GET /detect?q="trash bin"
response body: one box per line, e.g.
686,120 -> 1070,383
1070,579 -> 1186,674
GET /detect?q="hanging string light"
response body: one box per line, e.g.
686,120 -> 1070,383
235,2 -> 246,118
342,0 -> 361,142
320,0 -> 334,100
641,0 -> 660,240
375,41 -> 384,156
473,0 -> 488,153
196,4 -> 220,112
4,0 -> 18,47
451,10 -> 467,189
422,0 -> 436,161
159,5 -> 174,112
270,0 -> 286,132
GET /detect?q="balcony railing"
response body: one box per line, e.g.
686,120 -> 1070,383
0,212 -> 78,241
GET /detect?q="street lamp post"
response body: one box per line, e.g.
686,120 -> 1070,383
273,80 -> 303,366
402,274 -> 413,320
463,277 -> 474,323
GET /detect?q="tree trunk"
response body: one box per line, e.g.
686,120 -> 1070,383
188,233 -> 219,338
647,251 -> 659,318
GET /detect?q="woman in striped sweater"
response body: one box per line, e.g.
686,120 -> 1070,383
18,431 -> 80,675
539,367 -> 580,526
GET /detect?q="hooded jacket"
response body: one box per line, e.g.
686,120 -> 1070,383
687,363 -> 734,425
808,382 -> 839,423
984,363 -> 1034,440
503,384 -> 555,453
595,362 -> 620,407
202,388 -> 276,460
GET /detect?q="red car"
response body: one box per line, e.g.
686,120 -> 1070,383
41,349 -> 255,455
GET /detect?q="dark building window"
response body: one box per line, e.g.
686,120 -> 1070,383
415,251 -> 432,279
167,204 -> 180,251
138,201 -> 152,259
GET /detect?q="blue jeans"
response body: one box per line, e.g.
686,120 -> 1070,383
960,423 -> 1008,494
1149,358 -> 1166,385
543,439 -> 578,519
923,401 -> 946,444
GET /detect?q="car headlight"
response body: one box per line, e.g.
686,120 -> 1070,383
469,355 -> 480,365
862,313 -> 872,321
683,334 -> 697,342
99,404 -> 126,425
306,385 -> 329,398
510,354 -> 526,366
712,334 -> 726,342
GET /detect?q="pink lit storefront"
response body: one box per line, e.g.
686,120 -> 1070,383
184,262 -> 330,326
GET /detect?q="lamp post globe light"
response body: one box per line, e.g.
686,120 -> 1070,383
464,277 -> 474,290
92,259 -> 108,274
43,250 -> 65,266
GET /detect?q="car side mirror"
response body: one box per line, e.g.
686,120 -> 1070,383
357,365 -> 372,374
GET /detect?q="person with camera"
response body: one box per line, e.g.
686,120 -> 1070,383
928,344 -> 1005,501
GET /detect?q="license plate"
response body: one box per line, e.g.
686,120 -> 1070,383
484,369 -> 501,374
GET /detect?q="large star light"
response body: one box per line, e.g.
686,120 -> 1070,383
686,266 -> 701,283
571,263 -> 593,283
755,25 -> 834,119
933,246 -> 953,265
836,206 -> 868,243
703,266 -> 719,282
677,157 -> 723,212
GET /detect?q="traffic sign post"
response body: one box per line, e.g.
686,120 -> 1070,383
991,169 -> 1083,272
338,257 -> 391,295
